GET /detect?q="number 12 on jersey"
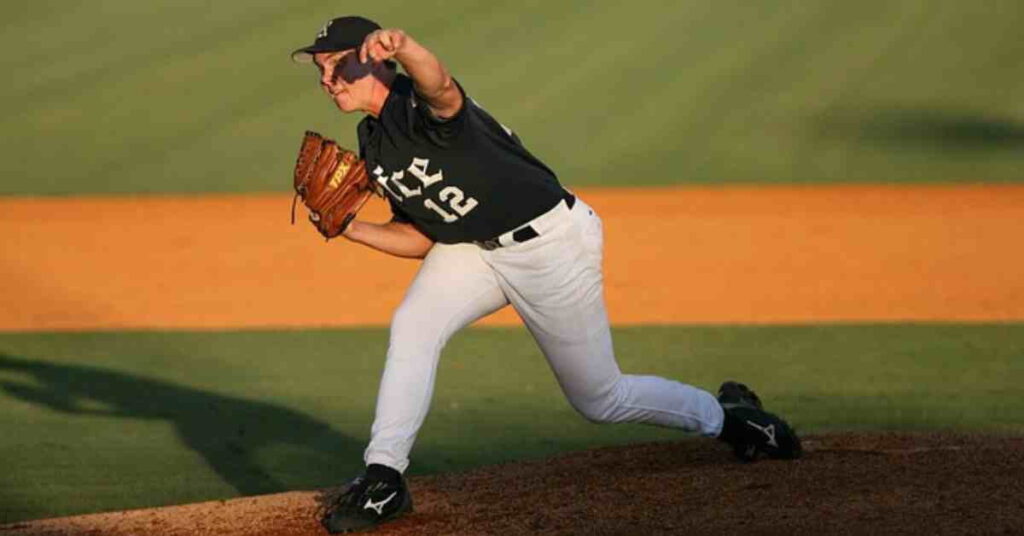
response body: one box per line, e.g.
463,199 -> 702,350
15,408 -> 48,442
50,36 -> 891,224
424,186 -> 478,223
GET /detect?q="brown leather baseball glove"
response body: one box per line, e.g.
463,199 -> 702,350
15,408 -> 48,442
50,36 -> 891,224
291,131 -> 379,239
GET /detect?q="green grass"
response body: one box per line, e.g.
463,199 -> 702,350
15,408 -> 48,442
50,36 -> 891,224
2,1 -> 1024,195
1,324 -> 1022,522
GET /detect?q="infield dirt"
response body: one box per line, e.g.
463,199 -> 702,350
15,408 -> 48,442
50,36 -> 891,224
5,433 -> 1023,535
2,184 -> 1023,331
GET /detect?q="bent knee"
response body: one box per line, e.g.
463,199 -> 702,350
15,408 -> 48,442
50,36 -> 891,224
568,382 -> 626,424
573,399 -> 620,423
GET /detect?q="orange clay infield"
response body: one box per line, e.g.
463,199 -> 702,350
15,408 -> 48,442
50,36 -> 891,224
2,185 -> 1024,535
2,184 -> 1023,332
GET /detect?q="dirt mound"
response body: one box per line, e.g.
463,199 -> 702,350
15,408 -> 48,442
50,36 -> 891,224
5,433 -> 1022,536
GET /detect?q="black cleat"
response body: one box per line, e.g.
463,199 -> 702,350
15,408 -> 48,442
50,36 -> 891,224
717,381 -> 801,462
316,464 -> 413,534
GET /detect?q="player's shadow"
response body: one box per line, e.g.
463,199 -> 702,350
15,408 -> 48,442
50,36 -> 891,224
816,107 -> 1024,151
0,352 -> 363,496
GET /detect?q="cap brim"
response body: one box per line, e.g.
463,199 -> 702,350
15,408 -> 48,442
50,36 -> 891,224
290,46 -> 318,63
290,43 -> 361,63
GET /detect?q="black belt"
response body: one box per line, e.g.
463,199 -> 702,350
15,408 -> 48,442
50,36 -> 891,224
476,191 -> 575,250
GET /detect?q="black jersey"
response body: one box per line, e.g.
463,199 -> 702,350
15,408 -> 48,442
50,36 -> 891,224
356,74 -> 565,244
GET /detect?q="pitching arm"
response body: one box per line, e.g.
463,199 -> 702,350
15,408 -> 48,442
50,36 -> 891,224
359,29 -> 463,119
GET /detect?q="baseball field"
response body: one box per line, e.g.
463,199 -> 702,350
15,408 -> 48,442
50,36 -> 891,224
2,1 -> 1024,535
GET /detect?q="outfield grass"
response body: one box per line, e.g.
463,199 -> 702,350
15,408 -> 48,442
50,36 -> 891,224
2,1 -> 1023,195
1,324 -> 1021,522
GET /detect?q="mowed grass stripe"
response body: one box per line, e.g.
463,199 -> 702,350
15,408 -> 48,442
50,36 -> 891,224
1,324 -> 1022,522
2,2 -> 1023,195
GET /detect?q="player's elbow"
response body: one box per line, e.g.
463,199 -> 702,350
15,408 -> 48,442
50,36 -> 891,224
394,224 -> 434,259
405,236 -> 434,259
423,77 -> 463,120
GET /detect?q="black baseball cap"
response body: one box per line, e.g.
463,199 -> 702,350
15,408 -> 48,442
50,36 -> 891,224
291,16 -> 381,63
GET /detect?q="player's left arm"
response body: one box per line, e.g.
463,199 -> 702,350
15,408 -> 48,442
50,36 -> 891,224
359,29 -> 463,119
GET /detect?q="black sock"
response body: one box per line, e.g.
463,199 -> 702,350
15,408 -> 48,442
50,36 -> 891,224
366,463 -> 402,486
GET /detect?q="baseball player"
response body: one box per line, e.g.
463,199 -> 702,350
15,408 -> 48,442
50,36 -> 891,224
292,16 -> 801,534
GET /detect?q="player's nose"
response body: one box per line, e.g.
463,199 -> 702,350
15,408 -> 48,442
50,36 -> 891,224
319,70 -> 337,90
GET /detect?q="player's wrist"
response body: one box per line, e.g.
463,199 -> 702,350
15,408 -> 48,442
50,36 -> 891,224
340,219 -> 364,241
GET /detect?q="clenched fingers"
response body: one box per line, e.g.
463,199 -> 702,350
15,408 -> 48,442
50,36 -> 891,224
359,29 -> 406,63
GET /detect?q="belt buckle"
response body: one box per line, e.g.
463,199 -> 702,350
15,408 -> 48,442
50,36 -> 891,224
477,238 -> 501,251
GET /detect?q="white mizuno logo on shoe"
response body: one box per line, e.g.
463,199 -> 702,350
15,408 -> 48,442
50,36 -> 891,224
746,420 -> 779,448
363,491 -> 397,515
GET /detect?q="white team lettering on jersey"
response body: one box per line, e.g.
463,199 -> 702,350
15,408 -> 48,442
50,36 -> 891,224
373,158 -> 479,223
407,158 -> 444,188
373,165 -> 403,200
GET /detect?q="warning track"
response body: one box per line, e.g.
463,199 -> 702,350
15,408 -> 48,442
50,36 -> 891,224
2,184 -> 1023,331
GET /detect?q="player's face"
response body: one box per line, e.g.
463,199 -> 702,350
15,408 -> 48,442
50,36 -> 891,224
314,50 -> 375,114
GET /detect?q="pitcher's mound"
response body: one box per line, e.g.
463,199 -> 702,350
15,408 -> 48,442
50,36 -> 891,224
7,433 -> 1023,535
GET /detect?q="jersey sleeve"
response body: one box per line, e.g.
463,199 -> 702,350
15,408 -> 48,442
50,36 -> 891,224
410,78 -> 469,141
388,197 -> 439,241
388,197 -> 413,224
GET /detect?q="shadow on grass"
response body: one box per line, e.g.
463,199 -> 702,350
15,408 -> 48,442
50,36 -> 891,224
0,352 -> 363,496
816,107 -> 1024,151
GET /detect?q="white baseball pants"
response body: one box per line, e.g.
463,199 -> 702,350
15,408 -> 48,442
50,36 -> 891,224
364,196 -> 725,472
